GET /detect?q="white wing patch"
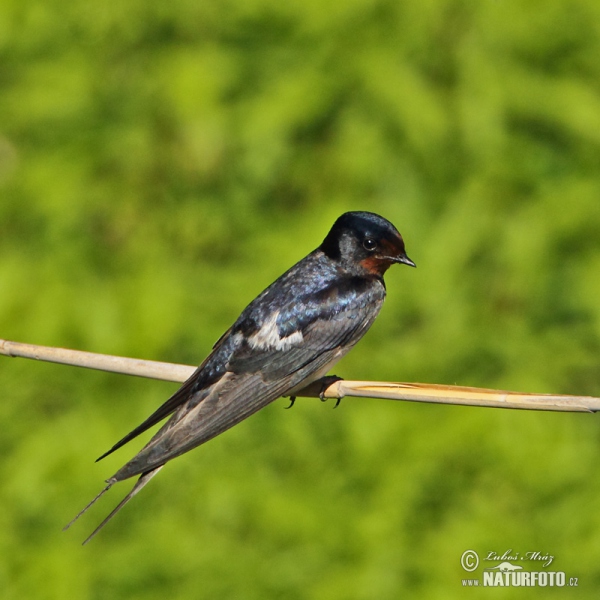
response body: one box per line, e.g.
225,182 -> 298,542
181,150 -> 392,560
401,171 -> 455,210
247,311 -> 303,351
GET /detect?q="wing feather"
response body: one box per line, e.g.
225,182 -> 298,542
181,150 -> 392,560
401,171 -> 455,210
95,328 -> 235,461
110,285 -> 384,481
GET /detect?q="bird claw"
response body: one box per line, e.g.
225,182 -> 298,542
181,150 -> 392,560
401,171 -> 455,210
318,376 -> 342,408
285,396 -> 296,409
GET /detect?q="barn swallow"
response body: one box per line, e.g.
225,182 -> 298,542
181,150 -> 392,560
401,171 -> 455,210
65,211 -> 415,543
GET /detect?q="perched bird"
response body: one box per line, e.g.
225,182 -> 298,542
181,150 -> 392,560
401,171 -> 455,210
66,211 -> 415,543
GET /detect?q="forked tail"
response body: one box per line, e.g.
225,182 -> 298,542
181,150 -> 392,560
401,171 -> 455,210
63,465 -> 164,545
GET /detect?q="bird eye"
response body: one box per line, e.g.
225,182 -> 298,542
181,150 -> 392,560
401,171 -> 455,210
363,238 -> 377,251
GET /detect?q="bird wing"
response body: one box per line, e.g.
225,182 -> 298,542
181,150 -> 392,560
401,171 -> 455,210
110,278 -> 385,482
95,327 -> 234,462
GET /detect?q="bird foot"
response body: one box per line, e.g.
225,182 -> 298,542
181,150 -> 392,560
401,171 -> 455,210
285,396 -> 296,409
318,375 -> 343,408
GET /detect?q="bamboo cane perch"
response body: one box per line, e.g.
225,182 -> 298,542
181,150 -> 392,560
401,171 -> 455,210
1,338 -> 599,413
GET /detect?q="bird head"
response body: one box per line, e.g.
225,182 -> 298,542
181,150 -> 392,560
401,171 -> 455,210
320,211 -> 415,277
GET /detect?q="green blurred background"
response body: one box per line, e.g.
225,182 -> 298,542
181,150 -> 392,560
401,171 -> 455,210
2,0 -> 600,597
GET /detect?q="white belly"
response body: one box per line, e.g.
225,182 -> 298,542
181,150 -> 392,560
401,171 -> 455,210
285,347 -> 348,396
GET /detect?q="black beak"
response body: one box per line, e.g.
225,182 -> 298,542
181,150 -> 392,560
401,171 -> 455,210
395,253 -> 416,268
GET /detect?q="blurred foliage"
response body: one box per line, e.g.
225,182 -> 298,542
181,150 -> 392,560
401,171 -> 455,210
1,0 -> 600,597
